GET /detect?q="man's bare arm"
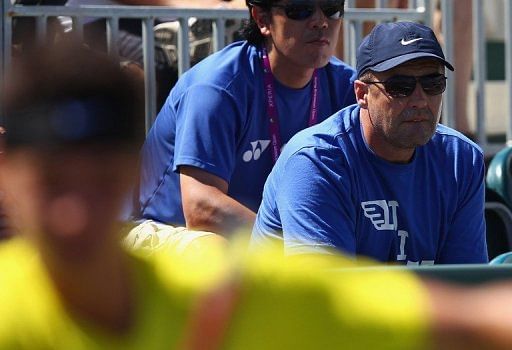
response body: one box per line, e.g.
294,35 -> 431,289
428,280 -> 512,350
180,165 -> 256,236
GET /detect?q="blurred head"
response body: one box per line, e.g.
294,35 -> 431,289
1,42 -> 144,257
241,0 -> 344,69
354,22 -> 452,162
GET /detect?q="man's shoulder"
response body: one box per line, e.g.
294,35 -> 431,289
282,105 -> 360,159
176,41 -> 258,89
324,56 -> 357,86
432,124 -> 484,156
326,56 -> 357,74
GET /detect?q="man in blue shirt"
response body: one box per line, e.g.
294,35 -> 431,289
252,21 -> 488,264
134,0 -> 356,235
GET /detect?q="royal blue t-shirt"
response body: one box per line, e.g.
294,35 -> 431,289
252,104 -> 488,264
136,41 -> 356,225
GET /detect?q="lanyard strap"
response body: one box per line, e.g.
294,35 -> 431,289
261,47 -> 319,164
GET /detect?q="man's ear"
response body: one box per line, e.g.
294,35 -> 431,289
251,5 -> 271,37
354,80 -> 369,109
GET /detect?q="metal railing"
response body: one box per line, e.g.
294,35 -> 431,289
1,1 -> 249,130
3,0 -> 503,155
1,0 -> 433,131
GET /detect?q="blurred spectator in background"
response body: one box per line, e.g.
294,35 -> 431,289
11,0 -> 68,53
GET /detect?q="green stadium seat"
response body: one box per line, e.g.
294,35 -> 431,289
489,251 -> 512,264
486,146 -> 512,259
487,146 -> 512,208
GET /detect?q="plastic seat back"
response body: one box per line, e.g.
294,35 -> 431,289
487,146 -> 512,208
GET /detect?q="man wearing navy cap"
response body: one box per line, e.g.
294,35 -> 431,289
252,21 -> 488,265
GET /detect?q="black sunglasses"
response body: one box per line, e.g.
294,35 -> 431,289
363,73 -> 447,98
271,1 -> 344,21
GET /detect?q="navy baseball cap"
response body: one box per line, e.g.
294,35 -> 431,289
356,21 -> 454,78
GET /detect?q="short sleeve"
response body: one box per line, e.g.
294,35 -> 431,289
174,84 -> 242,183
276,146 -> 358,255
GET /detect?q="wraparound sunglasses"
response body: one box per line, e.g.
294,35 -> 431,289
362,73 -> 447,98
271,1 -> 344,20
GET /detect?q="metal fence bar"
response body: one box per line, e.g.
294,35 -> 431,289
106,16 -> 119,60
35,15 -> 47,45
440,0 -> 455,129
344,20 -> 363,68
212,18 -> 225,53
4,1 -> 510,154
0,0 -> 6,119
1,0 -> 11,83
71,16 -> 84,41
177,17 -> 190,76
1,3 -> 443,132
343,0 -> 356,64
421,0 -> 432,29
142,17 -> 156,132
506,0 -> 512,144
473,0 -> 486,146
5,5 -> 248,19
344,7 -> 427,21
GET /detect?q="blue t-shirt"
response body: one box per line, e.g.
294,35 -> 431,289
252,105 -> 488,265
136,41 -> 356,225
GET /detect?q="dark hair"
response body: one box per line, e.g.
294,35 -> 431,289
2,41 -> 144,152
240,0 -> 346,46
240,0 -> 276,46
358,70 -> 375,82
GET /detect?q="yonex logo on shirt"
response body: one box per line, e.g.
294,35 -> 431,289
243,140 -> 271,162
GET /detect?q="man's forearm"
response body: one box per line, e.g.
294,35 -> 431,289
183,189 -> 256,236
428,280 -> 512,350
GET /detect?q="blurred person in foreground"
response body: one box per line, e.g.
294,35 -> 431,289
252,21 -> 487,264
0,127 -> 12,240
0,43 -> 185,349
134,0 -> 356,235
3,43 -> 512,350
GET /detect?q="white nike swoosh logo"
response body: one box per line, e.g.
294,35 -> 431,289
401,38 -> 423,45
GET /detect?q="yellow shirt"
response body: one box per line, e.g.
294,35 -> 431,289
0,238 -> 191,350
0,237 -> 432,349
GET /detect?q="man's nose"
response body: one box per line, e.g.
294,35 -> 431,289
408,82 -> 429,108
310,6 -> 329,28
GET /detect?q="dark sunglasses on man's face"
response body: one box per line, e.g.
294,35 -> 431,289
363,73 -> 447,98
271,0 -> 344,21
